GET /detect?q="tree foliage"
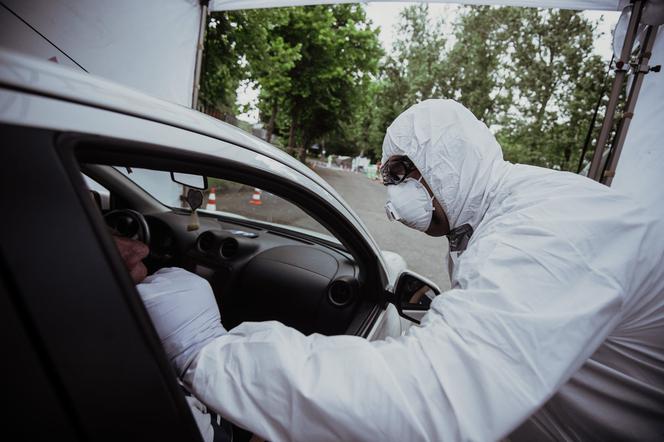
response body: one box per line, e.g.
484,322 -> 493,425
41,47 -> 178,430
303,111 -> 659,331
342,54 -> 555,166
199,5 -> 609,171
497,9 -> 606,170
198,13 -> 248,116
360,5 -> 608,169
199,5 -> 382,160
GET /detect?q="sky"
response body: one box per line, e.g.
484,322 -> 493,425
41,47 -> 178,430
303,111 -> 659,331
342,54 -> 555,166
365,3 -> 619,56
237,2 -> 621,123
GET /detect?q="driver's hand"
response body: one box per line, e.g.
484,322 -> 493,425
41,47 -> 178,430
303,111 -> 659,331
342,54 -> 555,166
113,235 -> 149,283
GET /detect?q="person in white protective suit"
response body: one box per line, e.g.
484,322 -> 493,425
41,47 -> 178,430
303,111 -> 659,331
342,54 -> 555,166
140,99 -> 664,441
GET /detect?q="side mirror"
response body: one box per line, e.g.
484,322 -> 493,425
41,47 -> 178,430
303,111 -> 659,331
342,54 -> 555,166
171,172 -> 208,190
393,271 -> 440,324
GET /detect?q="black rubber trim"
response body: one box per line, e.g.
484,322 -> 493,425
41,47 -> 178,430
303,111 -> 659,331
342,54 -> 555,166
346,301 -> 384,338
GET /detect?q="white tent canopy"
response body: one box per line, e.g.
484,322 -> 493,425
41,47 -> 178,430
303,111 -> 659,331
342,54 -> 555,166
0,0 -> 202,107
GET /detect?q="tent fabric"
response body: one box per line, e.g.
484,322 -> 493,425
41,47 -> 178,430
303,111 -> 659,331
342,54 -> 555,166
0,0 -> 201,107
613,28 -> 664,226
211,0 -> 623,12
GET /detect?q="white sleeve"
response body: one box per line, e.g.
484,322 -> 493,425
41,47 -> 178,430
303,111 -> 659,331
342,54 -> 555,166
183,230 -> 623,442
136,267 -> 209,302
137,267 -> 226,375
185,321 -> 455,441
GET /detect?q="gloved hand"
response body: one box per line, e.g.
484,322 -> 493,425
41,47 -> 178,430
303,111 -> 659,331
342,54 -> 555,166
136,267 -> 227,376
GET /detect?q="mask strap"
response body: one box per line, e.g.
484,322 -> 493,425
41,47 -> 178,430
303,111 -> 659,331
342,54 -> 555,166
417,176 -> 436,211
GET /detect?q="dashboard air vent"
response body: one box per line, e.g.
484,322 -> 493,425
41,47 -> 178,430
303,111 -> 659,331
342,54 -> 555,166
328,278 -> 356,307
220,238 -> 239,258
197,231 -> 216,253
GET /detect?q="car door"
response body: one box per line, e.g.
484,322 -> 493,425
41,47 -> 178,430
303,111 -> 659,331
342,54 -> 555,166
0,124 -> 203,441
0,53 -> 418,440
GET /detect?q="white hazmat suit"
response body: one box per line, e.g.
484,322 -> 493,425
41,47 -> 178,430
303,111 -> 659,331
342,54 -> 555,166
149,100 -> 664,441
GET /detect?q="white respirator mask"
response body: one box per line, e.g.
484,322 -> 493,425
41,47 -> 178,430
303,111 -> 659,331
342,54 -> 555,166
385,177 -> 434,232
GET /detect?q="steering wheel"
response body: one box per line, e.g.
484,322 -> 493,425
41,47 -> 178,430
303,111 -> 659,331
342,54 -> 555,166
104,209 -> 151,245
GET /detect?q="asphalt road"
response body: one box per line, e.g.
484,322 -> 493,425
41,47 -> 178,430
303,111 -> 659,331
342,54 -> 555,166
314,166 -> 451,291
212,185 -> 329,235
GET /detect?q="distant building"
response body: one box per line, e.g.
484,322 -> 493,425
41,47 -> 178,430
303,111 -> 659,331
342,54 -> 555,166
352,156 -> 371,172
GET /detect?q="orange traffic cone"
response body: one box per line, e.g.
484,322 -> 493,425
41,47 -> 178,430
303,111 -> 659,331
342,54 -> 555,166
206,187 -> 217,210
249,188 -> 262,206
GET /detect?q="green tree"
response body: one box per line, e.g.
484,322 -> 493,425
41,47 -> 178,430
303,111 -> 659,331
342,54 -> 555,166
266,5 -> 383,160
198,13 -> 248,116
496,9 -> 606,170
390,5 -> 448,103
363,5 -> 448,159
199,5 -> 607,171
444,6 -> 517,125
373,5 -> 607,171
204,6 -> 382,160
238,9 -> 301,143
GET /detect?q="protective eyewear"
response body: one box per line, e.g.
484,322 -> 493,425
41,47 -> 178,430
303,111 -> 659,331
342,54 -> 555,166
380,156 -> 416,185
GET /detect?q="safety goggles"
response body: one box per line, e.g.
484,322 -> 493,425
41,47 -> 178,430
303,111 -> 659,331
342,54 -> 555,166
380,156 -> 416,185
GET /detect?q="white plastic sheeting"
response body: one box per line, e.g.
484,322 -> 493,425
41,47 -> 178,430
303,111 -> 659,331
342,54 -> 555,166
0,0 -> 201,106
211,0 -> 623,12
613,27 -> 664,223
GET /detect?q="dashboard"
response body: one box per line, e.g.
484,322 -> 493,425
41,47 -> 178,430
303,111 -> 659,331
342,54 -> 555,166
145,211 -> 361,336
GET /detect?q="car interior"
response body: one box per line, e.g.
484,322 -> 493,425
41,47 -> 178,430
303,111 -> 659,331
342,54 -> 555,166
92,167 -> 361,336
60,134 -> 392,440
75,149 -> 385,339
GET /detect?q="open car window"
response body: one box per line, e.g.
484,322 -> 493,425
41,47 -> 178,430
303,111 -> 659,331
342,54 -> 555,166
114,166 -> 334,238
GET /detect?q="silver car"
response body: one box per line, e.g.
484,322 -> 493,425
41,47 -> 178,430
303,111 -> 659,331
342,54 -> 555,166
0,49 -> 438,439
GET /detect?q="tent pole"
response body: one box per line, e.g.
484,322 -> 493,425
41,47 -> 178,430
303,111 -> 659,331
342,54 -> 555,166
577,54 -> 613,174
192,0 -> 210,110
587,0 -> 644,182
602,24 -> 661,186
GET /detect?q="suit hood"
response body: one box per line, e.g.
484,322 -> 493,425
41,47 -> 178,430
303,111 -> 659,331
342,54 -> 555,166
382,99 -> 510,229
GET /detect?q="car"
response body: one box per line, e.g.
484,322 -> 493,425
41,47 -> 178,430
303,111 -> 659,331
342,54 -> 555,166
0,49 -> 439,440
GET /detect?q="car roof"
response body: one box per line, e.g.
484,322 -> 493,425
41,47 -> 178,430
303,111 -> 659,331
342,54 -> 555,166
0,49 -> 340,197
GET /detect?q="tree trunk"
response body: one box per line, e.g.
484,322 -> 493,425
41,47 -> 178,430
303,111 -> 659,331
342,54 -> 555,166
266,102 -> 278,143
287,114 -> 297,157
534,49 -> 558,134
298,136 -> 310,163
562,147 -> 572,171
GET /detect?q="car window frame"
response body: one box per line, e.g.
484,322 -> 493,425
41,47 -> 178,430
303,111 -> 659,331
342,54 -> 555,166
59,131 -> 388,336
111,165 -> 339,241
